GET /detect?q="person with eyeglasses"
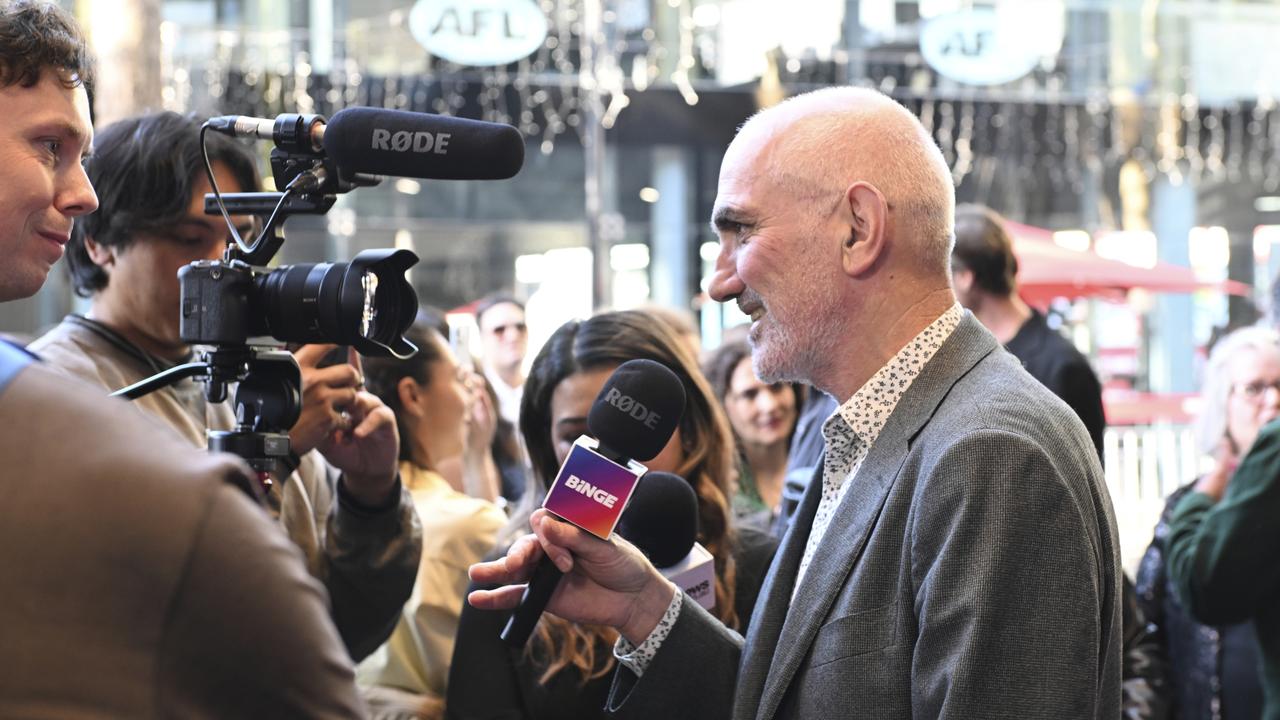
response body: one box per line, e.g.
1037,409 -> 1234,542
474,293 -> 529,428
1136,325 -> 1279,720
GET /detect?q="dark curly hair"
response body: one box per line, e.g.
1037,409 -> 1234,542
65,112 -> 259,296
0,1 -> 93,93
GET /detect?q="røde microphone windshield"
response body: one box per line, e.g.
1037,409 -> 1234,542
584,359 -> 687,462
501,359 -> 686,648
617,471 -> 717,611
322,107 -> 525,181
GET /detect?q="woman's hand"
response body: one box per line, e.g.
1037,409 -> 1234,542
1194,436 -> 1239,502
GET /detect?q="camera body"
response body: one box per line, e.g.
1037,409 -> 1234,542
179,248 -> 419,358
179,260 -> 266,347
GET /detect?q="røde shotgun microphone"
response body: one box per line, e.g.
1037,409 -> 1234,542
500,359 -> 686,648
323,107 -> 524,180
615,471 -> 717,611
206,108 -> 525,180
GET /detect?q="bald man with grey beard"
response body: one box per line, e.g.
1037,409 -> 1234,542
468,87 -> 1122,720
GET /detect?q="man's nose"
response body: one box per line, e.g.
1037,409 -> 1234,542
707,242 -> 742,303
59,163 -> 98,217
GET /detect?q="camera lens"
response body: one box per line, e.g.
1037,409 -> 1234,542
256,249 -> 419,358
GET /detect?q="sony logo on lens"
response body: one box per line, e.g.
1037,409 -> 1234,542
564,475 -> 619,508
604,388 -> 661,429
371,128 -> 451,154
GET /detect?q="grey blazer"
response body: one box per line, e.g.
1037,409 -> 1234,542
607,314 -> 1123,719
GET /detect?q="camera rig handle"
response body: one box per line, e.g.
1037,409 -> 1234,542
203,191 -> 335,267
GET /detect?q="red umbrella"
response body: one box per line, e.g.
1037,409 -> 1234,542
1004,221 -> 1250,306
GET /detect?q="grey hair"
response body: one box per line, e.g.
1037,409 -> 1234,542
1195,325 -> 1280,454
740,87 -> 956,276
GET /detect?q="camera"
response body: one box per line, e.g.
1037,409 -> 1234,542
115,107 -> 523,474
179,248 -> 418,358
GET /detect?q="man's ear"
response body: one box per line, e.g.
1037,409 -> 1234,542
951,267 -> 974,294
83,236 -> 114,269
840,182 -> 889,277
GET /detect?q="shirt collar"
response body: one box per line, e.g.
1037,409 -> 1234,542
823,303 -> 965,449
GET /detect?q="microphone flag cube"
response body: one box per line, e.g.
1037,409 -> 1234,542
542,436 -> 645,540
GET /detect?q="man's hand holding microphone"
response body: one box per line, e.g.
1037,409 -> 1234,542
468,359 -> 695,646
469,508 -> 678,645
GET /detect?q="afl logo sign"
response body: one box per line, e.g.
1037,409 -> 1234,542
919,7 -> 1050,86
409,0 -> 549,67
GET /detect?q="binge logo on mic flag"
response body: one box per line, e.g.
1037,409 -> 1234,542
543,437 -> 645,540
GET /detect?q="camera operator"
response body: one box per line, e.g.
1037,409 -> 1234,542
30,110 -> 423,662
0,1 -> 365,716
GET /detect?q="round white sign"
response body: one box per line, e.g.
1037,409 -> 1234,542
919,7 -> 1047,86
409,0 -> 549,67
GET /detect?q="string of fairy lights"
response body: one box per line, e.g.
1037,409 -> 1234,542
157,0 -> 1280,199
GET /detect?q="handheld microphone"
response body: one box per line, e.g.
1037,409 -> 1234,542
206,108 -> 525,180
500,359 -> 686,647
616,471 -> 716,611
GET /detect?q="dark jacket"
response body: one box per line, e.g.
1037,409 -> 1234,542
1136,485 -> 1265,719
445,526 -> 778,719
1123,573 -> 1171,720
1166,419 -> 1280,720
1006,309 -> 1107,460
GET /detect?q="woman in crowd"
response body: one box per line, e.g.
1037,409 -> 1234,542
446,310 -> 778,719
416,307 -> 506,504
358,321 -> 508,719
703,338 -> 802,532
1136,325 -> 1278,719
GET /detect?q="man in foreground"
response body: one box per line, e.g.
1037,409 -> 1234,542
0,1 -> 365,715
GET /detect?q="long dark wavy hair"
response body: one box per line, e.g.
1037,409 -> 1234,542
503,310 -> 740,684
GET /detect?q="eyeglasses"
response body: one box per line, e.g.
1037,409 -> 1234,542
1233,380 -> 1280,401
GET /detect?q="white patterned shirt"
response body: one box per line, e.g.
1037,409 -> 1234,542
616,303 -> 964,676
614,589 -> 682,676
792,303 -> 963,598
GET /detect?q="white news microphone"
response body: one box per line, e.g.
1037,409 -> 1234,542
661,543 -> 716,611
615,471 -> 714,610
